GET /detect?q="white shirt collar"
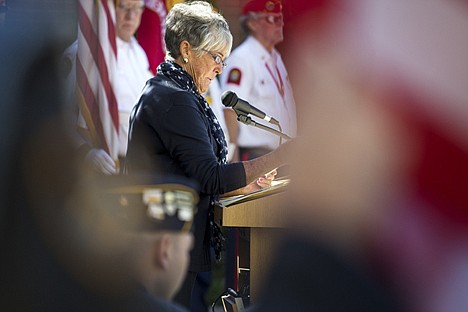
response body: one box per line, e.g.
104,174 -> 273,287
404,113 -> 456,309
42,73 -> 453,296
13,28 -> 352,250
116,36 -> 137,51
246,35 -> 279,64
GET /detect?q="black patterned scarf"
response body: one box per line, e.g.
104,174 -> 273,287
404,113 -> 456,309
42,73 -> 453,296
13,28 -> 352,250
157,61 -> 227,261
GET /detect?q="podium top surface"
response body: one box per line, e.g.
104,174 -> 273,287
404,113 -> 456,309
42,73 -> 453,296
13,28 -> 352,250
215,179 -> 290,228
218,178 -> 290,208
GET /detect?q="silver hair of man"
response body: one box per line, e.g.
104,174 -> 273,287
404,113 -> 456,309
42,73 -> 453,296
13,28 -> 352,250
165,1 -> 233,61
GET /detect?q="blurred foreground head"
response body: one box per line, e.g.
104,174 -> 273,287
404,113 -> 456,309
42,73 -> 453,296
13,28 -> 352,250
0,15 -> 198,310
283,0 -> 412,251
96,174 -> 198,299
0,23 -> 136,309
283,0 -> 468,311
283,0 -> 468,247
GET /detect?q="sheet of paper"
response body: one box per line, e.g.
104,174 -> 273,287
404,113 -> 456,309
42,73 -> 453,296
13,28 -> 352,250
218,178 -> 290,208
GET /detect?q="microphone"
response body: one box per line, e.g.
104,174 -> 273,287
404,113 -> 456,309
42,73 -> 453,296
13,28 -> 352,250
221,90 -> 279,125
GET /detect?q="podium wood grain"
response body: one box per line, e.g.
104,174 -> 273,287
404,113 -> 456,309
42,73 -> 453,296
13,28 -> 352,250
215,191 -> 288,302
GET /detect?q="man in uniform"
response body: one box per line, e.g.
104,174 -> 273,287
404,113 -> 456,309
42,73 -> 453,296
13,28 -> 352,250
220,0 -> 296,162
97,174 -> 199,311
64,0 -> 153,175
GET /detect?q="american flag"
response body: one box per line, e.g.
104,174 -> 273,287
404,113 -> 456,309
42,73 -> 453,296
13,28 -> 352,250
76,0 -> 119,160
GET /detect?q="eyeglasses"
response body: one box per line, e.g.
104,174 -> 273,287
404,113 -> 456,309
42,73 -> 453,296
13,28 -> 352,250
259,14 -> 283,26
117,3 -> 144,15
202,49 -> 226,68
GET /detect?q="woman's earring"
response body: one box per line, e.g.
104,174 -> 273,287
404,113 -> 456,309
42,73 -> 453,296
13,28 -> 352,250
183,57 -> 188,63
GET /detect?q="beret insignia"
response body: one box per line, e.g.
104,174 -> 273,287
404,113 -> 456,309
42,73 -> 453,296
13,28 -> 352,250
227,68 -> 242,85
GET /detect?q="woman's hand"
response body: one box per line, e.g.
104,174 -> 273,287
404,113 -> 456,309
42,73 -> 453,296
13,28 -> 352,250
221,168 -> 278,198
256,169 -> 277,189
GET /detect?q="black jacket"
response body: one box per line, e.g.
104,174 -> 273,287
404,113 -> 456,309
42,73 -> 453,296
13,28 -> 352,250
125,74 -> 246,271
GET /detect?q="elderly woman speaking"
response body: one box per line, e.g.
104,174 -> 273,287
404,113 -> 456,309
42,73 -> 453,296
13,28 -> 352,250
125,1 -> 291,307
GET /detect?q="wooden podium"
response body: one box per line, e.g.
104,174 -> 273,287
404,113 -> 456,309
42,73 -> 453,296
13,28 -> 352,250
214,181 -> 289,302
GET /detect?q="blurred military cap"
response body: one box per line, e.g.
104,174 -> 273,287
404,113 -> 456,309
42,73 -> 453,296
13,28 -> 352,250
97,174 -> 199,233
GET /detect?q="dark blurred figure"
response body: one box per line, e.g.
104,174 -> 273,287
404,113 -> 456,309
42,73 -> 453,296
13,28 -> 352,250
0,4 -> 183,311
1,0 -> 77,40
0,0 -> 7,26
0,26 -> 118,311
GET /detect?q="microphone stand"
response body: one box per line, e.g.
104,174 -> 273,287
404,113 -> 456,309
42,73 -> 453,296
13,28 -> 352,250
237,114 -> 292,140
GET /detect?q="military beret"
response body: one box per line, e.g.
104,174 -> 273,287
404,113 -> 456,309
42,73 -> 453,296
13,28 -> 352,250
242,0 -> 282,15
96,174 -> 199,233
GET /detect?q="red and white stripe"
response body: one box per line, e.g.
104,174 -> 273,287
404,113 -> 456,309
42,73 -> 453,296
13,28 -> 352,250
76,0 -> 120,159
